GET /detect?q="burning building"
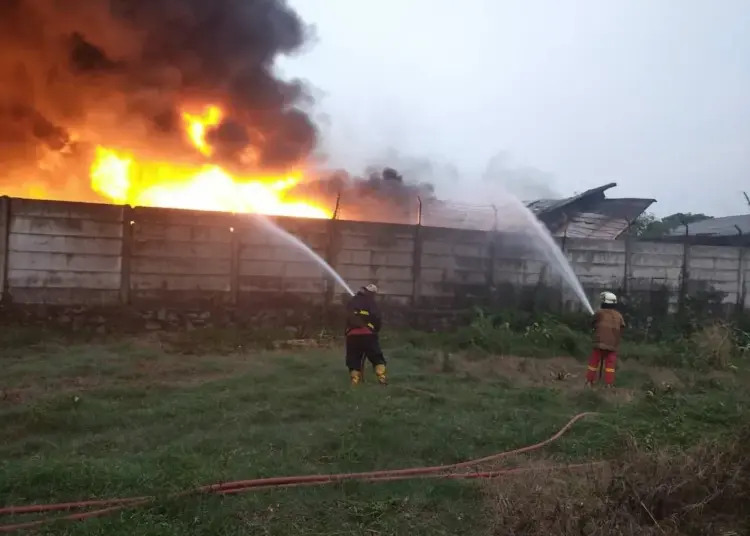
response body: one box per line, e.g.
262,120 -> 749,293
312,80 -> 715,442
0,0 -> 330,216
0,1 -> 655,238
0,0 -> 447,225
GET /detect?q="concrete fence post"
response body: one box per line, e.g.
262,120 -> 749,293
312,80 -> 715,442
486,205 -> 497,304
559,226 -> 568,312
410,197 -> 423,308
677,221 -> 691,317
229,214 -> 240,306
119,205 -> 133,305
622,220 -> 634,298
736,246 -> 745,314
743,247 -> 750,314
486,233 -> 496,306
734,225 -> 745,313
0,196 -> 10,302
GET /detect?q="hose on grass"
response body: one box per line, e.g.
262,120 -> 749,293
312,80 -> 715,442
0,412 -> 598,533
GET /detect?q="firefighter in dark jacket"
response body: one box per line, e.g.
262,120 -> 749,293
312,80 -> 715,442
586,291 -> 625,387
345,284 -> 387,385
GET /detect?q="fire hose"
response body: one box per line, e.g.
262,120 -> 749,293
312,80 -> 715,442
0,412 -> 598,533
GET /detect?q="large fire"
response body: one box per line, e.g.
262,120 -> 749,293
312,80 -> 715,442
60,105 -> 331,218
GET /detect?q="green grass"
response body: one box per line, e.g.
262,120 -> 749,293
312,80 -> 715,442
1,334 -> 749,535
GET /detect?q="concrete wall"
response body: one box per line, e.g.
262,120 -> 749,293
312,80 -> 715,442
6,199 -> 124,304
0,197 -> 747,312
129,207 -> 233,303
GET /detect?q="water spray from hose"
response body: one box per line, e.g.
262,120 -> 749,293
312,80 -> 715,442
249,214 -> 355,296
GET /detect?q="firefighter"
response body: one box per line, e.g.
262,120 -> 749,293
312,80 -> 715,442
586,291 -> 625,387
345,283 -> 387,385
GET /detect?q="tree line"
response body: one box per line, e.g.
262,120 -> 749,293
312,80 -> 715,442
630,212 -> 713,238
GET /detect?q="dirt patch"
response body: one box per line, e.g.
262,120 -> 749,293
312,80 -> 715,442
449,354 -> 630,400
442,353 -> 691,402
639,365 -> 682,388
456,355 -> 584,387
455,353 -> 687,385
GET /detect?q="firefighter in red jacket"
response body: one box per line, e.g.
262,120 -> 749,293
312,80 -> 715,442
345,284 -> 387,385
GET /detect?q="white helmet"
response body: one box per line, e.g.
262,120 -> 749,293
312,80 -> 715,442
363,283 -> 378,294
600,291 -> 617,304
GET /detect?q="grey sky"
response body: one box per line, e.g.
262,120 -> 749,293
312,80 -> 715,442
280,0 -> 749,216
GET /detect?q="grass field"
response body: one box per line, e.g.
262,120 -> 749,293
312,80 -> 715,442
1,328 -> 749,535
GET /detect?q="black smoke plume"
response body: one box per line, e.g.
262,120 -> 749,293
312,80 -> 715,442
0,0 -> 316,194
290,166 -> 438,225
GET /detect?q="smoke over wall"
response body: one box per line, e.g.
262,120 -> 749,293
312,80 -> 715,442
291,146 -> 560,228
482,152 -> 559,201
0,0 -> 317,192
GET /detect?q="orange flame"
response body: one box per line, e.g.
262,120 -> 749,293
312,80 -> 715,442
88,104 -> 331,218
182,105 -> 222,156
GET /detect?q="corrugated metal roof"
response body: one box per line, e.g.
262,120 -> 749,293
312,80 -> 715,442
526,198 -> 558,213
526,183 -> 654,239
536,182 -> 618,214
556,198 -> 656,239
667,215 -> 750,237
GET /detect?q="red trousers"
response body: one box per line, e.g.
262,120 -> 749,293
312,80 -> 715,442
586,348 -> 616,385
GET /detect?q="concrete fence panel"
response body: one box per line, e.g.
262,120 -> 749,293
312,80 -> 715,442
129,207 -> 233,304
6,199 -> 124,304
236,215 -> 330,301
337,220 -> 415,304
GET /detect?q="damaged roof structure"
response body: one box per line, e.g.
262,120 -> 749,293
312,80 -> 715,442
424,182 -> 654,239
528,183 -> 655,240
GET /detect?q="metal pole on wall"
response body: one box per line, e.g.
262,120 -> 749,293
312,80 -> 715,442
332,191 -> 341,221
323,191 -> 342,309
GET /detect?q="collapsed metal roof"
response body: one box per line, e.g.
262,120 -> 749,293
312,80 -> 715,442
421,182 -> 655,239
555,198 -> 656,239
531,183 -> 655,240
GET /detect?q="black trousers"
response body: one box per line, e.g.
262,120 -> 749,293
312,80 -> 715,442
345,334 -> 386,371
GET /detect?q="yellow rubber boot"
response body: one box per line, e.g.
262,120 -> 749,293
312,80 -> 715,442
374,364 -> 387,385
350,370 -> 362,386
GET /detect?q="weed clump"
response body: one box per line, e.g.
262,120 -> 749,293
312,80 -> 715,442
691,322 -> 734,369
485,421 -> 750,535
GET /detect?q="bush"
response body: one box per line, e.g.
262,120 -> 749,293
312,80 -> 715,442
432,309 -> 588,358
393,309 -> 749,371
